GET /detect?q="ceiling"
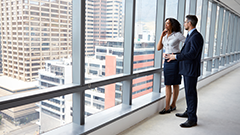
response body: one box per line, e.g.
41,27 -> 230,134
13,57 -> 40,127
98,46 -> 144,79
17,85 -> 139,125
217,0 -> 240,15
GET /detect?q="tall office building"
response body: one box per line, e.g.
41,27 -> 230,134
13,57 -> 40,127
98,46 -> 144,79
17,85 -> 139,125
85,0 -> 123,56
0,0 -> 72,82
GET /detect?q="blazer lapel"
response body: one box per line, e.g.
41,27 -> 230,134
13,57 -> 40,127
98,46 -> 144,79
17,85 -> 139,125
181,29 -> 198,51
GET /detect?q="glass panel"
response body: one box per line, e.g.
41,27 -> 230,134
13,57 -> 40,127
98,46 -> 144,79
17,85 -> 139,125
225,13 -> 231,54
0,0 -> 72,97
0,0 -> 73,134
196,0 -> 202,31
165,0 -> 178,19
220,10 -> 226,55
0,97 -> 72,135
132,74 -> 153,99
161,71 -> 165,88
85,82 -> 122,117
184,0 -> 190,36
38,94 -> 72,133
212,59 -> 216,72
85,0 -> 125,82
204,2 -> 212,58
202,61 -> 211,77
185,0 -> 190,15
0,103 -> 39,135
213,6 -> 220,56
133,0 -> 156,72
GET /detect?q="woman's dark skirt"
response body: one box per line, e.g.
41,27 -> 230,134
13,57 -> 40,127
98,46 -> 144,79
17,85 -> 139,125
164,59 -> 181,85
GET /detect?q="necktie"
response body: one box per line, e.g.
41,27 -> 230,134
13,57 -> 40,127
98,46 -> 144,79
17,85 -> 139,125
184,34 -> 189,44
186,34 -> 189,40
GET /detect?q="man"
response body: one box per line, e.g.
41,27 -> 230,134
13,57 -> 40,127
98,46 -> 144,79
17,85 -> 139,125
165,15 -> 204,128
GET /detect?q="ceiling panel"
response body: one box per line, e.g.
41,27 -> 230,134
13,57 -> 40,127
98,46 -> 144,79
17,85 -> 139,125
219,0 -> 240,15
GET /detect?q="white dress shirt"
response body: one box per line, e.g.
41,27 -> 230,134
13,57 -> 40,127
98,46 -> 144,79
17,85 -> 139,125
162,32 -> 185,54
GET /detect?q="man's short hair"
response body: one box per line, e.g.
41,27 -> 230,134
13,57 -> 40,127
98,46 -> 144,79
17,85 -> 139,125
186,15 -> 198,27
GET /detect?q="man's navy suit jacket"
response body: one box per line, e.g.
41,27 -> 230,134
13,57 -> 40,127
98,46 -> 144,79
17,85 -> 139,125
176,29 -> 204,77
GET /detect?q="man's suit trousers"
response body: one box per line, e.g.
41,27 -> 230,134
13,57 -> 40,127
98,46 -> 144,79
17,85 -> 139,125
183,76 -> 198,122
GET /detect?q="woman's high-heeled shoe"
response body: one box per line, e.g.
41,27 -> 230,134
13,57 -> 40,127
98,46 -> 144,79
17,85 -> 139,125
159,108 -> 171,114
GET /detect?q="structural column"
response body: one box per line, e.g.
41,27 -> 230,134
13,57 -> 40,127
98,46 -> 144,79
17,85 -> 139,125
122,0 -> 136,105
72,0 -> 85,125
153,0 -> 166,93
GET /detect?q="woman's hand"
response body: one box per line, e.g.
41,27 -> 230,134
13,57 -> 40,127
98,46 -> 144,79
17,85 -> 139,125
157,29 -> 168,51
161,29 -> 168,37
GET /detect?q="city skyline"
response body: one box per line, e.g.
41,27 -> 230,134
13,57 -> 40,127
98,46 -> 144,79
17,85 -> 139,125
0,0 -> 72,82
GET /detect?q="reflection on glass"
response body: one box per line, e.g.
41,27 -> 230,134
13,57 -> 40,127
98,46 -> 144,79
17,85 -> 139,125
220,10 -> 226,54
213,6 -> 220,56
85,82 -> 122,117
161,71 -> 165,88
225,13 -> 231,54
184,0 -> 190,36
185,0 -> 190,15
196,0 -> 202,31
165,0 -> 178,19
204,2 -> 212,58
132,74 -> 153,99
134,0 -> 156,72
84,0 -> 125,82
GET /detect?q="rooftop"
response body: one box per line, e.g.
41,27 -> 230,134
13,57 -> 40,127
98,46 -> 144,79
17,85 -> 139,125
0,76 -> 38,92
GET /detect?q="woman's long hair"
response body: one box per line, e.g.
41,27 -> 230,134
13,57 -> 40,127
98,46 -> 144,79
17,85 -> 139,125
165,18 -> 182,33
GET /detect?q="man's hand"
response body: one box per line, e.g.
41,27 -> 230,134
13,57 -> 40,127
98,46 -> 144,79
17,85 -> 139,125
165,53 -> 176,62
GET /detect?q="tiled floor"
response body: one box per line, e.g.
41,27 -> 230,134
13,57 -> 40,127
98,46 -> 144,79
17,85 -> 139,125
119,67 -> 240,135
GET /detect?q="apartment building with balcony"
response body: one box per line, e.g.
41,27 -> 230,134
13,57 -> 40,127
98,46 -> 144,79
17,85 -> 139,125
0,0 -> 72,82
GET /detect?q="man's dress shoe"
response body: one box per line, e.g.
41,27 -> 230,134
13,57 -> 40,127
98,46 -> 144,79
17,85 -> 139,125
175,111 -> 188,118
180,120 -> 197,128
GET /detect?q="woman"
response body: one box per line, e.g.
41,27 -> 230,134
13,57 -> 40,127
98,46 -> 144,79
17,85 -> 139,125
157,18 -> 185,114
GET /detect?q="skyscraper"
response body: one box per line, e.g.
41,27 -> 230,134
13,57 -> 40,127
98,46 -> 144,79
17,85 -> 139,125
0,0 -> 72,82
85,0 -> 123,56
